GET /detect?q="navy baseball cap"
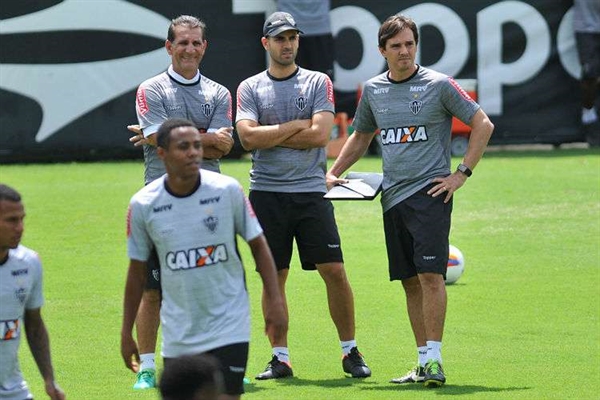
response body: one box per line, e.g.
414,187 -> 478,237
263,12 -> 303,37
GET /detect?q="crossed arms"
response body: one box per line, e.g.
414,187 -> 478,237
236,111 -> 334,151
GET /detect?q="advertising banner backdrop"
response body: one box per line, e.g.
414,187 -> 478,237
0,0 -> 584,162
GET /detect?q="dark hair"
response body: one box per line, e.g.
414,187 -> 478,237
160,353 -> 223,400
167,15 -> 207,42
378,14 -> 419,49
0,184 -> 21,203
156,118 -> 197,149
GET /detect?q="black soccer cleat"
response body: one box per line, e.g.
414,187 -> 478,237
342,347 -> 371,378
255,355 -> 294,380
423,359 -> 446,388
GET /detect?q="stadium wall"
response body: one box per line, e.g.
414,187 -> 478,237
0,0 -> 583,163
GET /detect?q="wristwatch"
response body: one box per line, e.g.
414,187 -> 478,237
456,163 -> 472,177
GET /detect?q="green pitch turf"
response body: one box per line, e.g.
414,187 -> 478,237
2,147 -> 599,399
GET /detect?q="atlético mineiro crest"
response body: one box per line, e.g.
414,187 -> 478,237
294,96 -> 308,111
15,288 -> 26,304
409,100 -> 422,115
201,103 -> 213,117
204,216 -> 218,233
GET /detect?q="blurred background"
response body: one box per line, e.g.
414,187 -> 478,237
0,0 -> 591,163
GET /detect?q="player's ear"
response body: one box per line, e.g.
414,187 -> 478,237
157,146 -> 166,160
165,39 -> 173,55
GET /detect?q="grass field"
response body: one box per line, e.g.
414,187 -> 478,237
2,147 -> 599,399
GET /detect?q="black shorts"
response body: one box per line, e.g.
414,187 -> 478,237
249,191 -> 343,270
145,247 -> 161,291
163,342 -> 249,396
575,32 -> 600,79
383,184 -> 452,281
296,34 -> 335,81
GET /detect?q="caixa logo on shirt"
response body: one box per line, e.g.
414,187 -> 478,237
380,126 -> 428,145
165,244 -> 228,271
1,319 -> 20,341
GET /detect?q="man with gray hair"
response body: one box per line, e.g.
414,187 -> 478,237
126,15 -> 234,390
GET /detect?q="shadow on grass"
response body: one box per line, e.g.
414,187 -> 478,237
244,377 -> 377,393
361,383 -> 532,395
244,378 -> 531,396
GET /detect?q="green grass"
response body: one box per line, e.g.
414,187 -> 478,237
2,147 -> 599,399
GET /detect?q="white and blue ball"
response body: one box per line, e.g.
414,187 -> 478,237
446,244 -> 465,284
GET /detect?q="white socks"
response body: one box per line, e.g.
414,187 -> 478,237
272,347 -> 290,363
426,340 -> 443,364
582,107 -> 598,125
139,353 -> 156,371
418,345 -> 428,367
273,341 -> 358,363
341,340 -> 357,356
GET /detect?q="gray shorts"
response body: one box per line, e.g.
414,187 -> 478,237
383,183 -> 452,281
576,32 -> 600,79
249,191 -> 343,271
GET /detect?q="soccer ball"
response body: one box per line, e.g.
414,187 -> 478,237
446,244 -> 465,284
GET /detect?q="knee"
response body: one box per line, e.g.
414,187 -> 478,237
318,263 -> 348,284
418,273 -> 446,291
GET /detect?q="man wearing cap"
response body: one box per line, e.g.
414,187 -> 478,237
235,12 -> 371,380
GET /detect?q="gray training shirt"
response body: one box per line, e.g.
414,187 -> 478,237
352,66 -> 480,212
135,65 -> 232,184
236,67 -> 335,193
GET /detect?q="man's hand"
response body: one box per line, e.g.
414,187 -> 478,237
120,332 -> 140,373
201,127 -> 234,159
427,172 -> 467,203
208,127 -> 235,153
127,124 -> 156,147
44,380 -> 66,400
325,172 -> 348,191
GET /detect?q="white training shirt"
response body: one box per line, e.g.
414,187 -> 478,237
127,170 -> 263,357
0,245 -> 44,400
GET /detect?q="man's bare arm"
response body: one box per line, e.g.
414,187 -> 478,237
236,119 -> 312,150
279,111 -> 334,149
120,259 -> 147,373
200,127 -> 234,159
24,308 -> 65,400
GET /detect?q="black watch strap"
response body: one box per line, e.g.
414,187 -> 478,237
457,163 -> 473,177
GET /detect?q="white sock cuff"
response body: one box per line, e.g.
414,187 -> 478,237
139,353 -> 156,371
340,340 -> 357,355
272,347 -> 290,363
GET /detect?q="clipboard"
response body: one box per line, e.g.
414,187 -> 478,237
324,172 -> 383,200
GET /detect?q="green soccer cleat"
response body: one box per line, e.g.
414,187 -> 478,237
423,360 -> 446,388
133,368 -> 156,390
390,365 -> 425,384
